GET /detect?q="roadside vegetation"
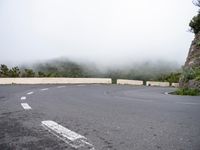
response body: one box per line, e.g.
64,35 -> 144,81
175,88 -> 200,96
180,67 -> 200,83
176,67 -> 200,95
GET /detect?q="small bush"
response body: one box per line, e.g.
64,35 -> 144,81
196,76 -> 200,81
180,67 -> 200,82
197,40 -> 200,46
189,13 -> 200,34
175,88 -> 200,96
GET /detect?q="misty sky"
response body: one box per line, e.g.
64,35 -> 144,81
0,0 -> 198,67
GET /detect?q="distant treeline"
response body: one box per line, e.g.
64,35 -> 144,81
0,60 -> 181,84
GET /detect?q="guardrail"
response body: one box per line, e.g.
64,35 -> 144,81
0,78 -> 112,85
117,79 -> 143,86
146,81 -> 170,87
0,78 -> 179,87
171,83 -> 179,88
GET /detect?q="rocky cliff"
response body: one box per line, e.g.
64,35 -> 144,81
181,32 -> 200,90
185,32 -> 200,67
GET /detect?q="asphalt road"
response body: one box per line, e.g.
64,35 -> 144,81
0,84 -> 200,150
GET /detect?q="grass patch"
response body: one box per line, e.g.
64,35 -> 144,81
174,88 -> 200,96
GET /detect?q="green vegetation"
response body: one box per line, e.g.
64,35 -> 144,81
189,0 -> 200,34
189,13 -> 200,34
175,88 -> 200,96
0,64 -> 10,77
0,65 -> 21,77
177,67 -> 200,95
157,72 -> 181,84
180,67 -> 200,82
197,40 -> 200,46
22,69 -> 35,77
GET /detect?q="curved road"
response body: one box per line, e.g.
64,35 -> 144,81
0,84 -> 200,150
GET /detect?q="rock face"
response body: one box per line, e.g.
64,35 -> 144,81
185,32 -> 200,67
181,32 -> 200,90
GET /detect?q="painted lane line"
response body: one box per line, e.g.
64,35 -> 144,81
76,85 -> 86,87
41,88 -> 49,91
27,91 -> 34,95
176,102 -> 200,105
41,120 -> 95,149
21,96 -> 26,100
21,103 -> 32,110
57,86 -> 66,88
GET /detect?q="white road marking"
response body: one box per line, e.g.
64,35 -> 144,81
57,86 -> 66,88
41,120 -> 95,149
41,88 -> 49,91
21,96 -> 26,100
21,103 -> 32,110
76,85 -> 86,87
27,92 -> 34,95
176,102 -> 200,105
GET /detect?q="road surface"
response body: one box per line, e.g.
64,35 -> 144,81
0,84 -> 200,150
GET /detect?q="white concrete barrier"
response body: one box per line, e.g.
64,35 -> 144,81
0,78 -> 112,85
146,81 -> 170,87
117,79 -> 143,86
171,83 -> 179,88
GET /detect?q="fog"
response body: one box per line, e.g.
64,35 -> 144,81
0,0 -> 198,68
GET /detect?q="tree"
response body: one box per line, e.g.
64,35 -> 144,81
22,69 -> 35,77
190,1 -> 200,34
38,71 -> 46,77
189,14 -> 200,34
0,64 -> 9,77
9,67 -> 21,77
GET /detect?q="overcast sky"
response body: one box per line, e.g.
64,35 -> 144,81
0,0 -> 198,67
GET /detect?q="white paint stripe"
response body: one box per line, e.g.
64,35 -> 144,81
21,96 -> 26,100
21,103 -> 32,110
41,120 -> 95,149
57,86 -> 66,88
176,102 -> 200,105
41,88 -> 49,91
76,85 -> 85,87
27,91 -> 34,95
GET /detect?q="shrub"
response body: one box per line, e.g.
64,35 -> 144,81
9,67 -> 20,77
22,69 -> 35,77
175,88 -> 200,96
38,71 -> 46,77
158,72 -> 181,83
0,64 -> 9,77
180,68 -> 196,82
189,13 -> 200,34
